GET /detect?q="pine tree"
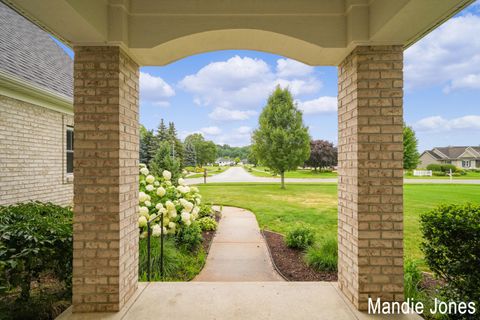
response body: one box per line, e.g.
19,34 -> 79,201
139,125 -> 157,165
184,141 -> 197,167
149,141 -> 181,182
252,87 -> 310,189
157,119 -> 169,142
168,122 -> 184,166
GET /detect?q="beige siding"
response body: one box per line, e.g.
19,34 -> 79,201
0,95 -> 73,206
418,153 -> 440,168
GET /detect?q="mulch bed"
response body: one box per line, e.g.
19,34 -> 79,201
262,230 -> 337,281
201,211 -> 221,253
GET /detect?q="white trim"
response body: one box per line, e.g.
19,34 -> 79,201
466,147 -> 480,158
0,69 -> 73,115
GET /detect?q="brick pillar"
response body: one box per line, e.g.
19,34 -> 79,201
337,46 -> 404,310
72,46 -> 139,312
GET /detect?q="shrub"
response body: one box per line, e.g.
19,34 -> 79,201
0,202 -> 72,302
432,171 -> 446,176
175,222 -> 203,252
427,163 -> 458,173
197,217 -> 218,231
198,203 -> 215,218
305,237 -> 338,272
404,259 -> 422,300
285,226 -> 315,250
420,203 -> 480,307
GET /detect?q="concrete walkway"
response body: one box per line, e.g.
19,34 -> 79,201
185,167 -> 480,185
58,282 -> 421,320
195,206 -> 283,281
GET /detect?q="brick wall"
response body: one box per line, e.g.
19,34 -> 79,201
337,45 -> 404,310
72,46 -> 139,312
0,95 -> 73,206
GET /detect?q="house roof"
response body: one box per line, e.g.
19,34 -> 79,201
425,146 -> 480,159
0,2 -> 72,98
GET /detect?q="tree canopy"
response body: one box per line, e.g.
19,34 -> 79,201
184,133 -> 217,167
305,140 -> 337,170
403,124 -> 420,170
252,87 -> 310,188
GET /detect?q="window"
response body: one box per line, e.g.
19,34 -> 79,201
66,127 -> 74,174
462,160 -> 471,168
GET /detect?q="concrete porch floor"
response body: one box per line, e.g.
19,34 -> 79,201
58,282 -> 421,320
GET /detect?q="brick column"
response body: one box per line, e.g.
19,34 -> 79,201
337,46 -> 404,310
72,46 -> 139,312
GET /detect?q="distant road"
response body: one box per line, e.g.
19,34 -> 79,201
185,167 -> 480,185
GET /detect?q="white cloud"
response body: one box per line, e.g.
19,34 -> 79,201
213,126 -> 253,147
413,115 -> 480,132
236,126 -> 252,134
179,55 -> 322,115
200,126 -> 222,136
208,107 -> 257,121
276,58 -> 314,78
405,14 -> 480,92
140,72 -> 175,106
297,96 -> 337,114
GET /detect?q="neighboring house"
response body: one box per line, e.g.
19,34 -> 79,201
419,146 -> 480,170
0,2 -> 73,206
215,158 -> 235,166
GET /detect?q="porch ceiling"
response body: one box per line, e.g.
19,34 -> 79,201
2,0 -> 474,65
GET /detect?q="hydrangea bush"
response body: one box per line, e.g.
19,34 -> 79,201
138,164 -> 202,238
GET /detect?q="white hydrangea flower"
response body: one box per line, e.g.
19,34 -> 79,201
191,186 -> 199,193
146,184 -> 154,191
168,222 -> 176,229
165,200 -> 175,210
149,213 -> 157,221
163,217 -> 170,225
152,224 -> 162,237
154,181 -> 160,187
139,192 -> 148,203
182,170 -> 188,175
139,163 -> 147,168
145,175 -> 155,184
138,216 -> 147,228
140,230 -> 148,239
140,167 -> 149,176
155,203 -> 164,210
192,206 -> 200,216
181,211 -> 191,222
162,170 -> 172,180
156,186 -> 166,197
185,220 -> 191,226
165,180 -> 172,186
159,207 -> 168,215
183,201 -> 193,212
195,198 -> 201,205
168,209 -> 177,218
139,206 -> 149,216
178,178 -> 185,186
144,200 -> 152,207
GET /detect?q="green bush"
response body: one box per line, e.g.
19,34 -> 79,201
285,226 -> 315,250
404,259 -> 422,300
0,202 -> 72,301
198,204 -> 215,218
432,171 -> 446,176
138,236 -> 205,281
420,203 -> 480,308
175,222 -> 203,252
305,237 -> 338,272
197,217 -> 217,231
427,163 -> 459,173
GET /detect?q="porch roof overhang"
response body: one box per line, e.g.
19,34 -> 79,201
2,0 -> 474,66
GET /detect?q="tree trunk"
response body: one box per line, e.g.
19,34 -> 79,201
280,171 -> 285,189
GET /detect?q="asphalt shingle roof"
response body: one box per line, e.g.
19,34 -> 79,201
0,2 -> 72,98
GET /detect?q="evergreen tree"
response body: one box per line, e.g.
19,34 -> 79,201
184,133 -> 217,167
139,125 -> 157,165
252,87 -> 310,189
403,124 -> 420,169
156,119 -> 169,142
149,141 -> 181,182
184,141 -> 197,167
168,122 -> 184,166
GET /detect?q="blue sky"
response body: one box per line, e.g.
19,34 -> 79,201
57,1 -> 480,151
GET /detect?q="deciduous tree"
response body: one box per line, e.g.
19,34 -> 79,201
305,140 -> 337,171
252,87 -> 310,189
403,124 -> 420,169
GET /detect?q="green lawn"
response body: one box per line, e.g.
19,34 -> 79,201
187,166 -> 230,178
198,183 -> 480,269
404,171 -> 480,179
248,166 -> 337,178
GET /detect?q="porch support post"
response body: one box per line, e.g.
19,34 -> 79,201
72,46 -> 139,312
337,46 -> 404,310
